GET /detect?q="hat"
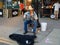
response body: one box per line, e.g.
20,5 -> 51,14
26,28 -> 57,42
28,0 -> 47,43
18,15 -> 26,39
28,6 -> 34,10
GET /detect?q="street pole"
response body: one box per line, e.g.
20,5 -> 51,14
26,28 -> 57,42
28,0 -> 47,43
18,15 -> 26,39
37,0 -> 40,20
36,0 -> 41,28
37,0 -> 38,16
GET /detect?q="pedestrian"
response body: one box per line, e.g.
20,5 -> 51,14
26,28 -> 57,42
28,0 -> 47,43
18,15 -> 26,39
53,1 -> 60,20
19,2 -> 24,15
23,6 -> 38,35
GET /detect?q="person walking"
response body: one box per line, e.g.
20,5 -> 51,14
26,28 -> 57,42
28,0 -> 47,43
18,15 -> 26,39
53,1 -> 60,20
19,2 -> 24,15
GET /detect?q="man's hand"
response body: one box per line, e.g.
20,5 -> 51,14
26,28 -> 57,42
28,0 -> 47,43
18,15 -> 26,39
23,15 -> 27,21
30,16 -> 35,20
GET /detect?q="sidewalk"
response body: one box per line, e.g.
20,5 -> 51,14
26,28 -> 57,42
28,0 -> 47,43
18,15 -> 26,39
0,16 -> 60,45
40,28 -> 60,45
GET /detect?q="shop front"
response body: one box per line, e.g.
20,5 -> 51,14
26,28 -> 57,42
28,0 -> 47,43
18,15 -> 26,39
12,9 -> 18,17
0,0 -> 19,18
0,0 -> 60,18
0,9 -> 3,17
0,0 -> 3,17
24,0 -> 60,18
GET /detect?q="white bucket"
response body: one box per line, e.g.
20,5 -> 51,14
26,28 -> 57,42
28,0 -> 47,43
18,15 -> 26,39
41,22 -> 47,31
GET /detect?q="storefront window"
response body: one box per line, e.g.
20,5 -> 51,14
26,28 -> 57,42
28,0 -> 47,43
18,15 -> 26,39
43,0 -> 52,6
12,1 -> 19,9
7,0 -> 12,9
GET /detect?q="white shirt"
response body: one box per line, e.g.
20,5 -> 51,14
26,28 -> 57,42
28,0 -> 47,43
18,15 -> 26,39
7,0 -> 12,2
24,11 -> 38,20
53,3 -> 60,11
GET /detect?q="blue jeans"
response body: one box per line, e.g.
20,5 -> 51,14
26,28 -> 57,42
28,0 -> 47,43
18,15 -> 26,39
24,20 -> 37,33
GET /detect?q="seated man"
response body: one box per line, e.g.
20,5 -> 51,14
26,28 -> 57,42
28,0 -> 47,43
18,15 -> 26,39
23,7 -> 38,35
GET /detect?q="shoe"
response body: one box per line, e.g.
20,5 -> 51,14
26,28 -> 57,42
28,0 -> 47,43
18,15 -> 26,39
23,31 -> 27,34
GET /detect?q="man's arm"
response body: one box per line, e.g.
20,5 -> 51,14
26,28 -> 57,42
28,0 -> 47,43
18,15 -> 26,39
23,14 -> 26,19
34,12 -> 38,20
23,12 -> 29,21
23,12 -> 27,21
